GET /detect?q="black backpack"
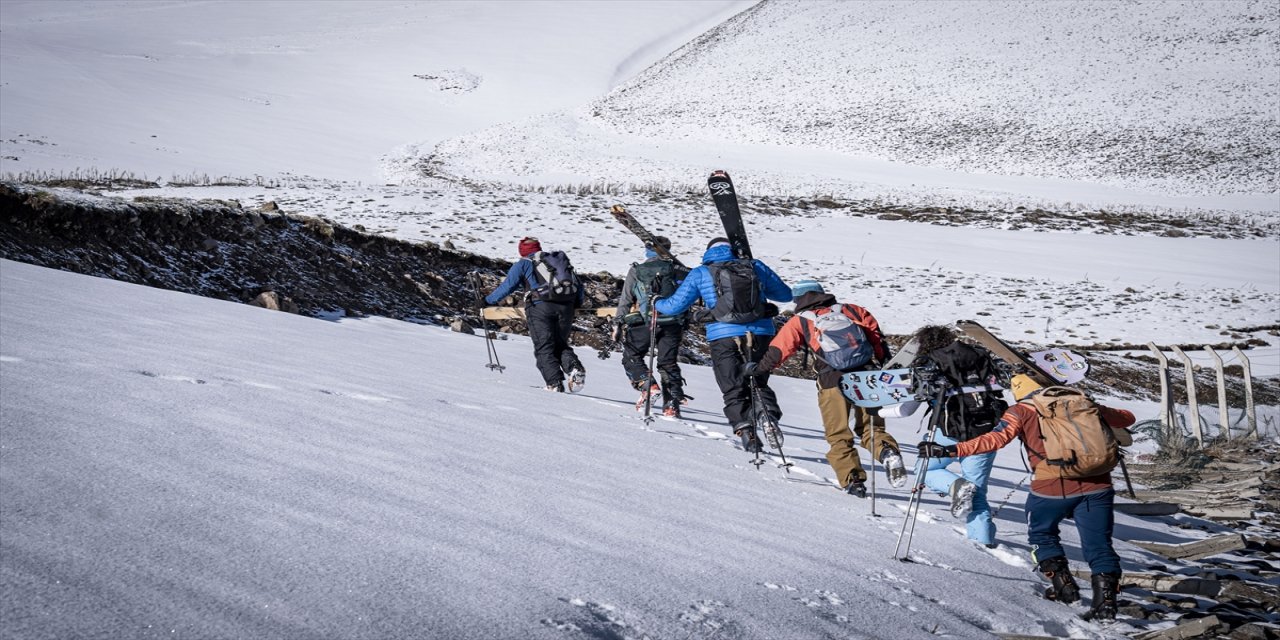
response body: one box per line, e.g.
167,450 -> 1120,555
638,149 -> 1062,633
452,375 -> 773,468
529,251 -> 579,303
921,342 -> 1008,442
708,259 -> 767,324
630,259 -> 688,325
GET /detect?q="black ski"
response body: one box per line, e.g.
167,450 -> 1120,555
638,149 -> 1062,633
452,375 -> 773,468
609,205 -> 688,268
955,320 -> 1058,387
707,170 -> 752,260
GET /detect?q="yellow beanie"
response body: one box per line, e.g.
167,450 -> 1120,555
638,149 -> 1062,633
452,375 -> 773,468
1010,374 -> 1043,401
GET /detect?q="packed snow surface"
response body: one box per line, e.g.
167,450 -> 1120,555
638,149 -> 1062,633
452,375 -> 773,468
0,259 -> 1217,639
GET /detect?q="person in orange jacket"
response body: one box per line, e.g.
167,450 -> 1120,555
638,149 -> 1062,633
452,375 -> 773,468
917,374 -> 1136,623
745,280 -> 907,497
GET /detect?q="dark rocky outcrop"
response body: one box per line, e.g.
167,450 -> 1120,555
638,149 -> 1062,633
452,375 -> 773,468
0,183 -> 619,329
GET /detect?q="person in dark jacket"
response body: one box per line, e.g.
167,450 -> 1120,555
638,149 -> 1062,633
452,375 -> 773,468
917,374 -> 1136,622
482,236 -> 586,392
613,236 -> 690,416
748,280 -> 907,497
654,238 -> 791,450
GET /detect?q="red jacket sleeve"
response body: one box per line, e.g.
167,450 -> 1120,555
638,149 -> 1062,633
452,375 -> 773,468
1101,406 -> 1136,429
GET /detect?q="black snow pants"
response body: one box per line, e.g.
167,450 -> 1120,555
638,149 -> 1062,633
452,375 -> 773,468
709,333 -> 780,429
526,301 -> 584,387
621,322 -> 686,405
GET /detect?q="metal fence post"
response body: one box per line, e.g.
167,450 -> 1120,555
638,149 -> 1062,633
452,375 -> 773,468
1206,347 -> 1229,440
1171,346 -> 1203,448
1147,342 -> 1174,429
1231,347 -> 1257,439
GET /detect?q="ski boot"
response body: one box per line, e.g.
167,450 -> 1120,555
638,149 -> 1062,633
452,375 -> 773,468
634,381 -> 661,410
546,382 -> 565,393
662,400 -> 680,419
734,424 -> 763,454
845,479 -> 868,499
949,478 -> 977,518
1081,572 -> 1121,623
880,448 -> 908,488
567,369 -> 586,393
1038,556 -> 1081,604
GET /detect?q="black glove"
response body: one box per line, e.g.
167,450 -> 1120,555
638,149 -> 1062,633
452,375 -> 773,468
742,362 -> 765,378
916,441 -> 957,459
474,294 -> 488,309
610,322 -> 624,342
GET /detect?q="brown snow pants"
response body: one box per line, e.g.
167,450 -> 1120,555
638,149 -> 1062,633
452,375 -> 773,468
816,385 -> 899,486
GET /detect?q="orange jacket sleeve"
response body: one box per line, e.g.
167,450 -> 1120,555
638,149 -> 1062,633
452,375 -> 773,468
955,404 -> 1028,457
758,315 -> 807,373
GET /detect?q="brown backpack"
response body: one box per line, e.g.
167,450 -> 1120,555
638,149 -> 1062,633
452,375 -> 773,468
1027,387 -> 1119,481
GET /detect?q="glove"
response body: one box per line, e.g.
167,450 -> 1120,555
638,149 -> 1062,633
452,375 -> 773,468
610,322 -> 624,342
916,441 -> 957,459
742,362 -> 765,378
474,294 -> 488,309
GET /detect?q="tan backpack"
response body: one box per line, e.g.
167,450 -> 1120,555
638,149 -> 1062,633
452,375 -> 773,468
1027,387 -> 1119,481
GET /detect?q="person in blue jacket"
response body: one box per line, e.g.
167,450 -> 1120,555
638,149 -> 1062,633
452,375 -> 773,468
482,237 -> 586,393
654,238 -> 792,451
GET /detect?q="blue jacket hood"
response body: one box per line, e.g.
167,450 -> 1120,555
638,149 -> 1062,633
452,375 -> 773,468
701,244 -> 735,264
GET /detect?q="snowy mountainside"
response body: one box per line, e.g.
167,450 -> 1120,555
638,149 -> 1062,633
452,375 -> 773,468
404,0 -> 1279,211
0,258 -> 1174,639
0,0 -> 749,181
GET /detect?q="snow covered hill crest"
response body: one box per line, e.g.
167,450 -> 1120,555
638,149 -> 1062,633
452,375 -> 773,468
407,0 -> 1279,204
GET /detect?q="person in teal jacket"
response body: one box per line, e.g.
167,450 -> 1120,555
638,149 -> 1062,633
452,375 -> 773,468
655,238 -> 791,451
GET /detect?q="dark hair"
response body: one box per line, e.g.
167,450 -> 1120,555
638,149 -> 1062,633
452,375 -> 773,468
653,235 -> 672,250
914,325 -> 957,355
706,236 -> 730,249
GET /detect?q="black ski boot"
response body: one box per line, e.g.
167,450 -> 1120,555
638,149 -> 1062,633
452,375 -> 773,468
1038,556 -> 1081,604
734,424 -> 763,453
844,479 -> 868,498
1081,572 -> 1121,622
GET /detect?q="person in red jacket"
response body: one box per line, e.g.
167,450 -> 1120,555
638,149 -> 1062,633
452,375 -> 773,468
746,280 -> 907,498
917,374 -> 1136,623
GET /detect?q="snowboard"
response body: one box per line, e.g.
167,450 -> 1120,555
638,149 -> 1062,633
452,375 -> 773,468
1029,348 -> 1090,385
840,367 -> 1008,408
707,170 -> 752,260
882,335 -> 921,369
956,320 -> 1068,387
608,205 -> 687,268
840,368 -> 921,408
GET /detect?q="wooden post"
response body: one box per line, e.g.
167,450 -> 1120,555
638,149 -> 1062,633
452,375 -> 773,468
1232,347 -> 1257,439
1206,347 -> 1229,440
1147,343 -> 1174,429
1171,346 -> 1203,447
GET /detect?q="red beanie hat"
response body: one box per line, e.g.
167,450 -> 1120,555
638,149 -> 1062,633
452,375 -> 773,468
518,237 -> 542,257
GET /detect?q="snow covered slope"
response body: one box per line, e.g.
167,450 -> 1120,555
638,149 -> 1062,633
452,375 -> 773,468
0,258 -> 1196,638
408,0 -> 1279,212
0,0 -> 748,181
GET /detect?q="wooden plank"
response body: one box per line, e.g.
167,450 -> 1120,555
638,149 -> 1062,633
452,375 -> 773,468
1071,570 -> 1221,597
1134,615 -> 1220,640
1128,533 -> 1246,561
1114,502 -> 1181,516
1183,506 -> 1256,521
481,307 -> 618,320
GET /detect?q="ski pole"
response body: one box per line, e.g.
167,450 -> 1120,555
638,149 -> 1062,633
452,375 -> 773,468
750,374 -> 792,473
1118,452 -> 1136,500
869,409 -> 878,517
642,294 -> 660,423
895,385 -> 947,560
469,272 -> 504,373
